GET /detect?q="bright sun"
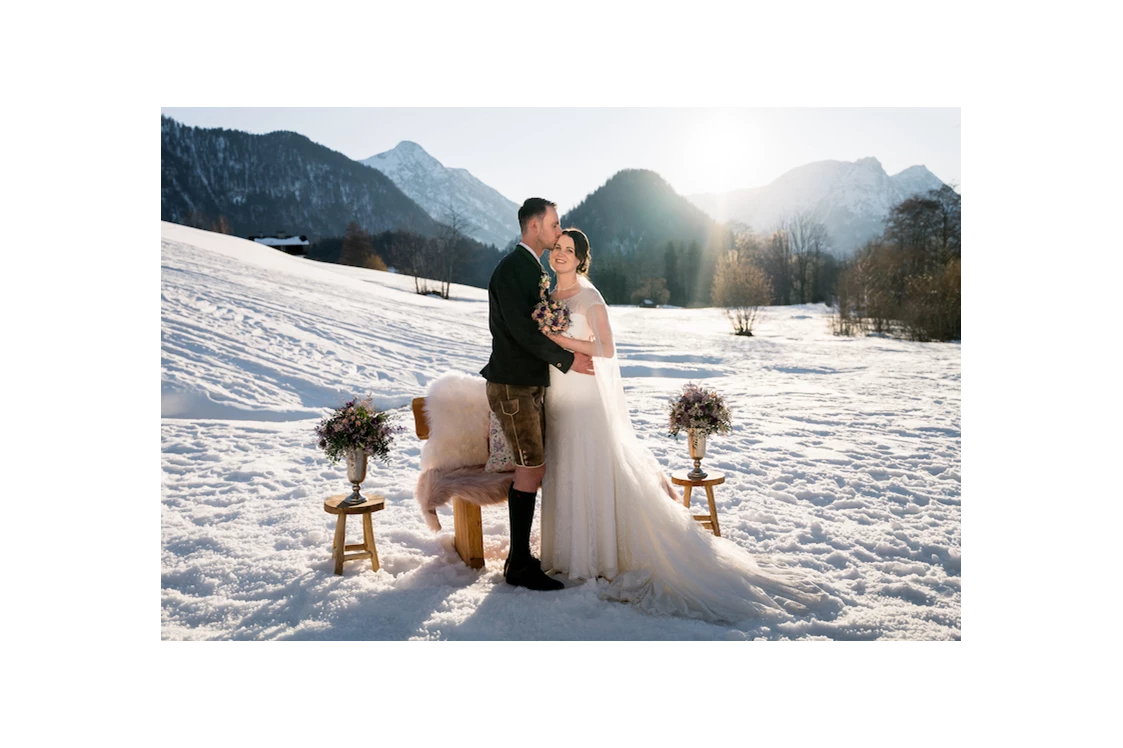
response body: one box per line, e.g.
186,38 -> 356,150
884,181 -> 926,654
685,114 -> 755,194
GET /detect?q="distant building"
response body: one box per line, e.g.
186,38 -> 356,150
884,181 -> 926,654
249,231 -> 309,255
638,298 -> 657,308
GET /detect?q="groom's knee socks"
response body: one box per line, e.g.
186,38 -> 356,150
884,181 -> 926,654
507,485 -> 538,560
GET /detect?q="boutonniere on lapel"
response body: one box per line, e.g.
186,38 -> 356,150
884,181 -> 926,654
538,274 -> 550,300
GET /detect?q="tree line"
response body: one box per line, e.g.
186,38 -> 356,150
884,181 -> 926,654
589,211 -> 843,315
832,186 -> 961,342
592,240 -> 714,307
308,205 -> 502,299
707,211 -> 842,336
179,186 -> 960,343
706,187 -> 959,342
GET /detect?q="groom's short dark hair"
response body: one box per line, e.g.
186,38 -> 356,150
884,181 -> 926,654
518,198 -> 556,233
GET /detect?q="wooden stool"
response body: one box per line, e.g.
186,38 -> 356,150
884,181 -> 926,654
670,470 -> 725,537
324,494 -> 385,575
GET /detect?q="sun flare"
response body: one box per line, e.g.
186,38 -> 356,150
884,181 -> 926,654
684,114 -> 755,194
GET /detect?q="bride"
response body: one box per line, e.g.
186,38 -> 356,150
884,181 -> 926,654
538,228 -> 836,623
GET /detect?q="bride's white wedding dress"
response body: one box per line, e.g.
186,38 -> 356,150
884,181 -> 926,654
540,277 -> 835,623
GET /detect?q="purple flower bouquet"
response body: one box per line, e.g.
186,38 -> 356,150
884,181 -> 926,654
533,298 -> 571,334
668,383 -> 733,439
315,397 -> 401,466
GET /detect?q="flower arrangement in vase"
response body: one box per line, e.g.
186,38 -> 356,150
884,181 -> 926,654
315,397 -> 400,506
668,383 -> 733,480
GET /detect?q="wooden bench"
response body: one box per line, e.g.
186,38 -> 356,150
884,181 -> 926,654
412,397 -> 490,569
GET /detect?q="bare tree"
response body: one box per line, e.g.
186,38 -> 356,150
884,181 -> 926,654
409,237 -> 438,295
761,229 -> 793,305
397,214 -> 438,295
831,254 -> 869,337
900,257 -> 960,342
712,250 -> 772,336
932,184 -> 962,267
809,234 -> 838,305
833,244 -> 894,337
435,201 -> 472,299
884,185 -> 960,274
778,211 -> 832,304
732,228 -> 764,261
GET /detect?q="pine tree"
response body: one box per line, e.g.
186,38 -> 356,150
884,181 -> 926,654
341,221 -> 384,269
683,241 -> 701,306
664,241 -> 683,306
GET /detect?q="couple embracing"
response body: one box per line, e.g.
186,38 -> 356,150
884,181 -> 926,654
482,198 -> 835,622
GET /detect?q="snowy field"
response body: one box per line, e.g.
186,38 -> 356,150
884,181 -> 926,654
161,222 -> 961,640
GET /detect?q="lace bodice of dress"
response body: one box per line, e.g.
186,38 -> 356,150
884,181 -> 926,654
553,286 -> 606,348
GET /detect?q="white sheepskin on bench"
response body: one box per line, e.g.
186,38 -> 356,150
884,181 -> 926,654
415,372 -> 513,530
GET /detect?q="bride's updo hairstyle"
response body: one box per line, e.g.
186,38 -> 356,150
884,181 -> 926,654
562,228 -> 592,275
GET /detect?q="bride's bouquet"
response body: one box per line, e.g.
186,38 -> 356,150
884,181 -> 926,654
532,298 -> 571,334
533,275 -> 570,334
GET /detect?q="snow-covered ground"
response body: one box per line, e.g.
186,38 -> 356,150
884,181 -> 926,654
161,222 -> 961,640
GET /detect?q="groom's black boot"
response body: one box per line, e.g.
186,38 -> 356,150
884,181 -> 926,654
504,486 -> 564,591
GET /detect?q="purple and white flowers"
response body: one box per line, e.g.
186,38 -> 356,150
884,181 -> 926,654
315,397 -> 401,466
533,298 -> 571,334
533,274 -> 571,334
668,383 -> 733,439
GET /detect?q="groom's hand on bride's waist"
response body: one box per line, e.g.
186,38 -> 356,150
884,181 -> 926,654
573,352 -> 595,375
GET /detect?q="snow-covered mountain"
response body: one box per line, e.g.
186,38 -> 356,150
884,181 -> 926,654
161,116 -> 440,240
687,157 -> 948,256
362,142 -> 520,249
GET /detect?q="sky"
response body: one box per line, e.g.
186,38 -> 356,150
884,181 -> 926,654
161,108 -> 961,214
160,219 -> 960,642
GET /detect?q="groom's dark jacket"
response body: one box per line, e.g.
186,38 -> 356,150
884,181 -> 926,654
480,245 -> 575,386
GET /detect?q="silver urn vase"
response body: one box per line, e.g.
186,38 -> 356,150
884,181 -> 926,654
343,448 -> 370,506
687,429 -> 708,480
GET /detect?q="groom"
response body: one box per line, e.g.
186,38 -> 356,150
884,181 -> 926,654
482,197 -> 594,591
